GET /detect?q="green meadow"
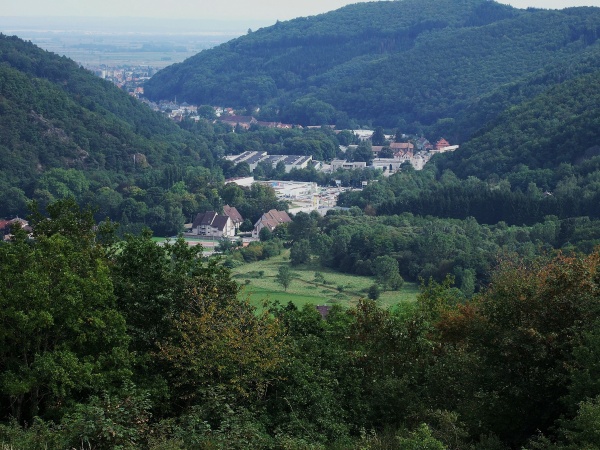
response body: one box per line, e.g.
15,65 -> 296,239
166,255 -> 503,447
231,251 -> 419,310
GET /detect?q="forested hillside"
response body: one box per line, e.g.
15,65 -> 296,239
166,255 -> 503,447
0,34 -> 220,231
0,34 -> 369,233
0,34 -> 216,174
339,66 -> 600,230
144,0 -> 600,137
439,70 -> 600,178
3,200 -> 600,449
5,2 -> 600,448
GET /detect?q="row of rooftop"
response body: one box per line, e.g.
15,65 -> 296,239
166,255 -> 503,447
225,152 -> 314,173
189,204 -> 292,240
224,137 -> 459,176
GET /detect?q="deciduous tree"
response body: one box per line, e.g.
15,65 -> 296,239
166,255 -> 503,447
0,199 -> 130,424
276,265 -> 293,291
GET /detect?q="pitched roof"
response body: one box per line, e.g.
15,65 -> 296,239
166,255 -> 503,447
435,138 -> 450,149
223,205 -> 243,224
262,219 -> 279,231
316,305 -> 331,319
254,209 -> 292,231
390,142 -> 414,150
264,209 -> 291,224
192,211 -> 218,228
212,215 -> 231,231
0,218 -> 29,232
220,115 -> 255,124
192,211 -> 231,231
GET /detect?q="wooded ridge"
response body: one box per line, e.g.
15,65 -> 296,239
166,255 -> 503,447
145,0 -> 600,139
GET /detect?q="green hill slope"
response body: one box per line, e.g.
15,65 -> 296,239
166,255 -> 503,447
0,34 -> 217,229
338,67 -> 600,226
0,35 -> 214,180
445,44 -> 600,143
439,69 -> 600,179
144,0 -> 600,135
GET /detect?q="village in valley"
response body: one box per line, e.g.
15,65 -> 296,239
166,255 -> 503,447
149,101 -> 459,177
0,76 -> 459,249
157,105 -> 461,252
0,42 -> 460,249
0,82 -> 458,249
106,98 -> 460,250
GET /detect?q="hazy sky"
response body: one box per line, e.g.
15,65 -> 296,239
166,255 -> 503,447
1,0 -> 598,21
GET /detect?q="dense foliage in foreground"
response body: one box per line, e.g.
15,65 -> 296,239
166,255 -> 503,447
2,199 -> 600,449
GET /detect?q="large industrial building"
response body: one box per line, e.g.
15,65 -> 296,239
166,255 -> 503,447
225,151 -> 313,173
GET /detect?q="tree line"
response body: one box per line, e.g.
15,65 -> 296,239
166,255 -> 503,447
2,199 -> 600,449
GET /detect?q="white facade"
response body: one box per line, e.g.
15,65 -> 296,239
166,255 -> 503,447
330,160 -> 367,171
352,129 -> 374,141
372,158 -> 405,174
255,180 -> 318,199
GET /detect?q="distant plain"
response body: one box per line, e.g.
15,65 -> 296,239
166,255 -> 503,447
0,16 -> 272,68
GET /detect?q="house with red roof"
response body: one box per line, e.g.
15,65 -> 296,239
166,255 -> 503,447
219,115 -> 257,129
435,138 -> 450,150
390,142 -> 414,158
252,209 -> 292,238
0,218 -> 31,241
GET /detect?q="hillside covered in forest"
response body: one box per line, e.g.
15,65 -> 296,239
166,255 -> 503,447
144,0 -> 600,138
0,34 -> 219,175
5,3 -> 600,448
0,34 -> 223,229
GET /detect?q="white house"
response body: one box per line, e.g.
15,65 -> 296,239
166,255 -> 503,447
330,160 -> 367,171
223,205 -> 244,231
192,211 -> 235,238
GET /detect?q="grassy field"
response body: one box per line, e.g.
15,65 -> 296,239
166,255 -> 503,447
152,236 -> 214,243
231,250 -> 419,310
152,236 -> 218,249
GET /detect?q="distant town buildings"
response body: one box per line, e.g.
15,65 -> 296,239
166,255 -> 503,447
225,151 -> 313,173
371,158 -> 407,173
390,142 -> 414,155
83,62 -> 459,177
86,64 -> 156,98
330,160 -> 367,171
330,137 -> 458,175
353,129 -> 375,141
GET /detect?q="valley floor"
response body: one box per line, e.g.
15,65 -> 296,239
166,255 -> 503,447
231,250 -> 418,309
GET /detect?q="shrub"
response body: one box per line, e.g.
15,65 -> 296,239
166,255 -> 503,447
368,284 -> 381,300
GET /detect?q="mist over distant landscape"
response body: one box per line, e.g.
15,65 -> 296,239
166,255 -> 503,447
0,16 -> 274,34
0,16 -> 273,67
